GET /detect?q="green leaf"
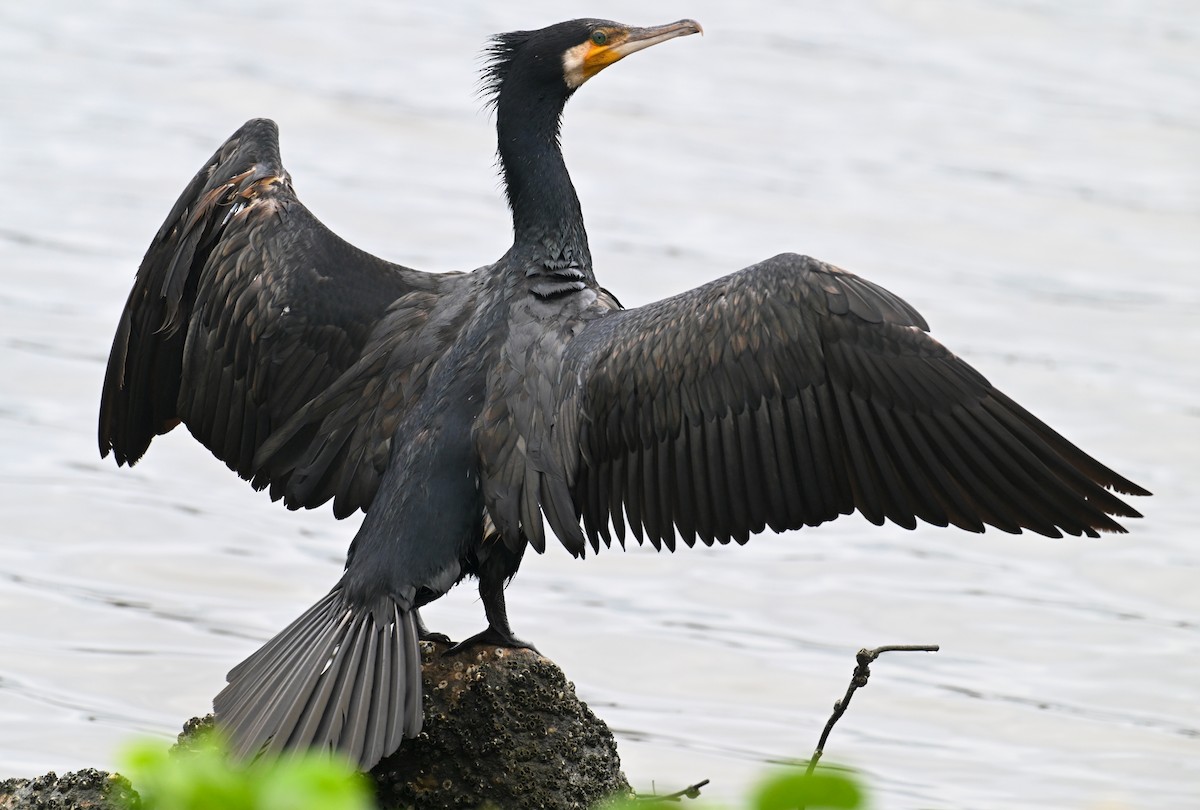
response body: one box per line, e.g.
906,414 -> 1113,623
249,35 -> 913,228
752,769 -> 864,810
118,732 -> 374,810
258,757 -> 374,810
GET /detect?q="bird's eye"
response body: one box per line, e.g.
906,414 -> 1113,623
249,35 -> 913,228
591,31 -> 608,46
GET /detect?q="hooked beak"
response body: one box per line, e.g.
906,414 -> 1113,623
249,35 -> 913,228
570,19 -> 703,87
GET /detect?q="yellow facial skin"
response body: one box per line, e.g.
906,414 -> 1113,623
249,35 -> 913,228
563,19 -> 702,89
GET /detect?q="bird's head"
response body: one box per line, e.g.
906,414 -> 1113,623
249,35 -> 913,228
482,18 -> 702,108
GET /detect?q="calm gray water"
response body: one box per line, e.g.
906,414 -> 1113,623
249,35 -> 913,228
2,1 -> 1197,807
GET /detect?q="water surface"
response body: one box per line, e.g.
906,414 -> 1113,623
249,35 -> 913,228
1,1 -> 1197,807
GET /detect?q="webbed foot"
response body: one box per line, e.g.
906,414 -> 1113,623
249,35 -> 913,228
445,625 -> 539,656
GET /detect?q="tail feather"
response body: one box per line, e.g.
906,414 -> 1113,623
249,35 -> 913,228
221,596 -> 350,753
226,590 -> 342,683
284,613 -> 370,754
214,587 -> 422,770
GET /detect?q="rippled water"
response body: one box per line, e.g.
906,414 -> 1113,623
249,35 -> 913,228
2,1 -> 1197,807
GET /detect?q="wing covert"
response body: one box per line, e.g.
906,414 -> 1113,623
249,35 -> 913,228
544,253 -> 1148,553
99,118 -> 460,513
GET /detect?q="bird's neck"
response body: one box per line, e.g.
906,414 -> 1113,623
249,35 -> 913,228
497,93 -> 593,281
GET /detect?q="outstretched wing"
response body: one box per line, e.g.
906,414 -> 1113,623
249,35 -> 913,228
542,253 -> 1149,554
99,118 -> 465,516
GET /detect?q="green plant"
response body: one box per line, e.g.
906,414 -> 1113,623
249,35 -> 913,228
120,731 -> 375,810
118,733 -> 866,810
752,767 -> 864,809
603,765 -> 865,810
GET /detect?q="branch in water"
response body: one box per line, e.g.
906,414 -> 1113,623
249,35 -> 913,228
806,644 -> 941,777
634,778 -> 711,803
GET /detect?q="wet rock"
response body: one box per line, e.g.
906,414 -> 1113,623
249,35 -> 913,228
4,645 -> 627,810
0,768 -> 138,810
177,643 -> 630,809
372,644 -> 630,809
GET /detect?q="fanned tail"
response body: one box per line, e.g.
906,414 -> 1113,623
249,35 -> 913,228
214,587 -> 422,770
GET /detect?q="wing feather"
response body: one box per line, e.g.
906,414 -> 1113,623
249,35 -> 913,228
543,253 -> 1147,553
100,119 -> 466,515
672,424 -> 697,546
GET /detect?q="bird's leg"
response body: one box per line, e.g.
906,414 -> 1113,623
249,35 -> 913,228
446,541 -> 536,655
412,606 -> 452,645
445,575 -> 537,654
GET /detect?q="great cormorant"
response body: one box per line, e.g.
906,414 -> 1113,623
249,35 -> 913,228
99,18 -> 1148,770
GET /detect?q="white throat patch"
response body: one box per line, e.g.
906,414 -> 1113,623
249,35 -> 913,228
562,41 -> 592,89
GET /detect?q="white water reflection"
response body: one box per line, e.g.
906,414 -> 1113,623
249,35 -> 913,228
1,1 -> 1197,807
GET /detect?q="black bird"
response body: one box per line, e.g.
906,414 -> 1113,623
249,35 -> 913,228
99,18 -> 1148,769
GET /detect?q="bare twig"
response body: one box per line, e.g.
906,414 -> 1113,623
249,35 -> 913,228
632,644 -> 938,808
634,778 -> 711,803
805,644 -> 940,777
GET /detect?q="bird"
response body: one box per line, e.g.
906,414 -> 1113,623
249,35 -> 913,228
99,18 -> 1148,771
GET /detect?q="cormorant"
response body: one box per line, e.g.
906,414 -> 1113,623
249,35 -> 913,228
99,18 -> 1148,770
